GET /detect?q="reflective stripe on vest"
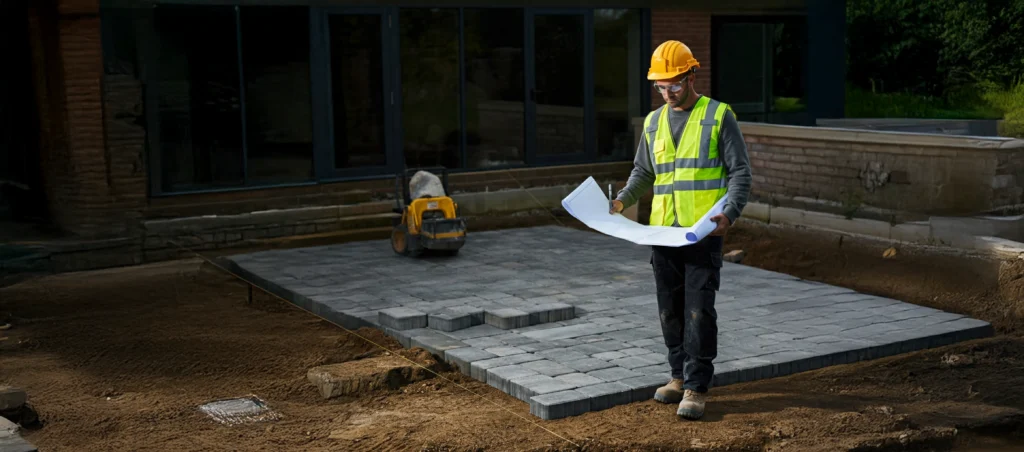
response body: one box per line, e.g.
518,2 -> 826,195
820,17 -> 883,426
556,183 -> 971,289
642,96 -> 731,227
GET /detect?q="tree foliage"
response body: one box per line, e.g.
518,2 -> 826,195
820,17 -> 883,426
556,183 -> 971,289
847,0 -> 1024,96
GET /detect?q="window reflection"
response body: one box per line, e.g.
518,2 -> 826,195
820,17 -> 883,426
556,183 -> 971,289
241,7 -> 314,184
714,17 -> 807,123
464,8 -> 525,168
329,14 -> 387,169
595,9 -> 642,159
400,9 -> 460,170
153,5 -> 244,192
534,14 -> 586,157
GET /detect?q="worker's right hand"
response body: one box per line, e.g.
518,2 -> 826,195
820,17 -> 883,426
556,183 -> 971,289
609,200 -> 624,214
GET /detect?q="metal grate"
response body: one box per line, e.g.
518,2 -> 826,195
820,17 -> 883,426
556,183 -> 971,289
199,395 -> 281,426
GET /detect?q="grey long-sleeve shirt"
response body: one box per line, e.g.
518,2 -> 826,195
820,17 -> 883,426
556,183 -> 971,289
616,96 -> 752,224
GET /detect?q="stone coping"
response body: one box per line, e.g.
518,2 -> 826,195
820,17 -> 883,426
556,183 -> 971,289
738,121 -> 1024,149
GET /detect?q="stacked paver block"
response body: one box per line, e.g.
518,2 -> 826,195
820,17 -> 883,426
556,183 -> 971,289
223,225 -> 995,421
428,306 -> 485,332
378,307 -> 428,330
485,309 -> 530,330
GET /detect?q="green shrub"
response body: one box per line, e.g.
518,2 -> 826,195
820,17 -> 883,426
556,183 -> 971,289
980,78 -> 1024,138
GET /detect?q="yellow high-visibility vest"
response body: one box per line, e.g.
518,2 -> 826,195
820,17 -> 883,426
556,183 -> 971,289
642,96 -> 732,227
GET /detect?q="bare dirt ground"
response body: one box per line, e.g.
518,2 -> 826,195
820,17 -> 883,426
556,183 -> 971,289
4,221 -> 1024,451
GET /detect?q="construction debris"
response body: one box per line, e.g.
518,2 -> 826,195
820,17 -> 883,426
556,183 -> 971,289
941,353 -> 975,368
724,249 -> 746,263
0,386 -> 38,452
307,352 -> 440,399
0,387 -> 25,413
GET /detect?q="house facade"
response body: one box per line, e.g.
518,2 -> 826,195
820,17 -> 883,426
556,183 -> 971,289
6,0 -> 845,239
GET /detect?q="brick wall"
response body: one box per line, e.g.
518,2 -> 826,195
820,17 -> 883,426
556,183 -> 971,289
742,124 -> 1024,218
25,0 -> 146,238
650,9 -> 712,110
61,16 -> 118,236
102,74 -> 148,213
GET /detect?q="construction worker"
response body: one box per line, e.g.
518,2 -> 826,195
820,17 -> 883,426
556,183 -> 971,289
610,40 -> 752,420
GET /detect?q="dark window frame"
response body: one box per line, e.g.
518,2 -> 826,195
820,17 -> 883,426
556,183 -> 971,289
102,3 -> 651,196
710,13 -> 810,125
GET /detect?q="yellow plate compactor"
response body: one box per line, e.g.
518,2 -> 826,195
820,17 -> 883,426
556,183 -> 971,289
390,167 -> 466,257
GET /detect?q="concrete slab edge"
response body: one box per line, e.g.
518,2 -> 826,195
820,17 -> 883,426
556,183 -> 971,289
526,320 -> 994,420
743,202 -> 1024,261
0,417 -> 37,452
220,258 -> 375,332
0,434 -> 38,452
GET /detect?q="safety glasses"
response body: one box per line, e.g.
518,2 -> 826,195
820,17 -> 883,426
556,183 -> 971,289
652,76 -> 689,93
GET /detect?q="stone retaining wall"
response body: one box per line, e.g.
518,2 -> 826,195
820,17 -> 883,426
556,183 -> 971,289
740,123 -> 1024,217
632,119 -> 1024,219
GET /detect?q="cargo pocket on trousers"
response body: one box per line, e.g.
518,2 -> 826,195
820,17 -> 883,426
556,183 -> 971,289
710,251 -> 723,268
686,252 -> 722,292
706,252 -> 723,291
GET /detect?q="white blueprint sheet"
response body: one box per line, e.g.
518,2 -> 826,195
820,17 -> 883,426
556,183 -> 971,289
560,176 -> 728,247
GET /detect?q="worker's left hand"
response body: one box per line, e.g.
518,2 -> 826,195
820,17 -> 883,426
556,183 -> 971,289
709,214 -> 731,236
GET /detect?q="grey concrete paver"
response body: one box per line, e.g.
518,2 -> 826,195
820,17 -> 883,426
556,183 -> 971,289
224,225 -> 994,421
485,308 -> 530,330
443,347 -> 496,374
529,390 -> 591,419
378,307 -> 427,330
428,306 -> 485,332
561,357 -> 618,373
521,359 -> 576,377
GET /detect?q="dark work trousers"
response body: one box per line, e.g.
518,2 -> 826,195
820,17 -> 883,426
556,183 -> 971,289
651,234 -> 723,393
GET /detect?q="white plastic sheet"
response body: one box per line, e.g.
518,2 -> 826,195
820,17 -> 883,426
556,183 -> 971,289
560,176 -> 728,247
409,170 -> 446,199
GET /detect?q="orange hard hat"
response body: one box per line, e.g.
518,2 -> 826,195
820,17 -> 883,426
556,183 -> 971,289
648,40 -> 700,81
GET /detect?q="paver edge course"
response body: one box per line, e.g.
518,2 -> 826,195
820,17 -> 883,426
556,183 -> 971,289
219,228 -> 997,422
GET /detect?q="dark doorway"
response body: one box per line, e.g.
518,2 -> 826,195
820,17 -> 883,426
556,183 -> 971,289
0,0 -> 45,223
711,15 -> 809,125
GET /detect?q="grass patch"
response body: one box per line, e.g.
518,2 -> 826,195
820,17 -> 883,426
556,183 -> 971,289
774,97 -> 805,113
845,80 -> 1024,138
980,78 -> 1024,138
844,85 -> 1002,120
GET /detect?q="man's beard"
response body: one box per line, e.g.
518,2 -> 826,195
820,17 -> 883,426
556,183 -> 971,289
670,90 -> 691,108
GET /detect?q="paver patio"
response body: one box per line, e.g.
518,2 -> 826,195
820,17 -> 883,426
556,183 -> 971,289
222,225 -> 993,420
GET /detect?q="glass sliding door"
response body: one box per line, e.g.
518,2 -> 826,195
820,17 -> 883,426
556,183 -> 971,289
714,22 -> 771,119
398,8 -> 460,170
527,10 -> 592,162
312,8 -> 398,179
240,6 -> 314,185
145,4 -> 318,195
151,5 -> 245,193
712,16 -> 808,124
463,8 -> 526,169
594,9 -> 643,160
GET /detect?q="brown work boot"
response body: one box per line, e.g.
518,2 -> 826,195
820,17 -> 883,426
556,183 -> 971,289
653,378 -> 684,403
676,389 -> 707,420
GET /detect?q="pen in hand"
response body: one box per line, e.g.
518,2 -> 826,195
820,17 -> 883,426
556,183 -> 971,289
608,184 -> 621,214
